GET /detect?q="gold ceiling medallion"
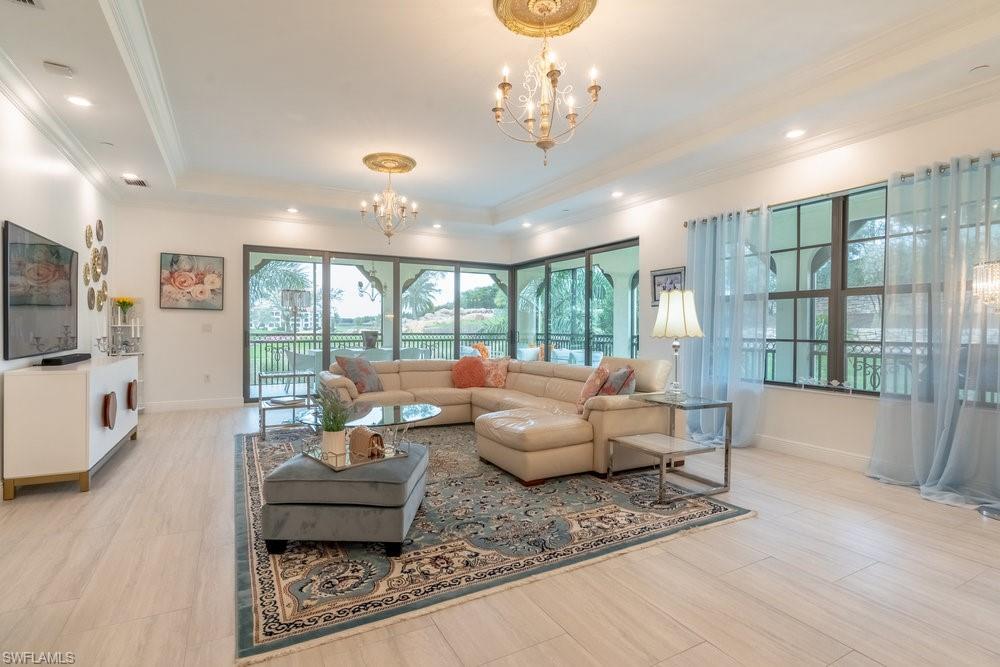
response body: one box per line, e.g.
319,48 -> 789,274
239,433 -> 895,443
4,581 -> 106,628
493,0 -> 597,38
359,153 -> 419,245
362,152 -> 417,174
491,0 -> 601,165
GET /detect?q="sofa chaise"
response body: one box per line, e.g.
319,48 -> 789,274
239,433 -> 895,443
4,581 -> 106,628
319,356 -> 675,483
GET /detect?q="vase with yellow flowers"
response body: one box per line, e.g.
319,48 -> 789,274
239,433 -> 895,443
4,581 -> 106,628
112,297 -> 136,326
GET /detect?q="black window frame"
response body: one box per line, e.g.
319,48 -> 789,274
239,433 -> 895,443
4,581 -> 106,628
764,184 -> 888,394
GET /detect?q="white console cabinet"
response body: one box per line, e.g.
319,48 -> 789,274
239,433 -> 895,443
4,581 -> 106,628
2,356 -> 140,500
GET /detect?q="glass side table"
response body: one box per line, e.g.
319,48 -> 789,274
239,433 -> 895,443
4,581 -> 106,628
618,392 -> 733,496
257,370 -> 317,440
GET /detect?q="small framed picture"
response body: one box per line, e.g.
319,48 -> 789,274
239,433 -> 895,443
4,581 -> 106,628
650,266 -> 685,306
160,252 -> 225,310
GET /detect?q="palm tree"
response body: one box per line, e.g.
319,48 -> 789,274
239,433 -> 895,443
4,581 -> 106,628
249,260 -> 309,306
402,271 -> 442,318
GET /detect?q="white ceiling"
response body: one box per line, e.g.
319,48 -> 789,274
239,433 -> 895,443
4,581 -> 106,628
1,0 -> 999,236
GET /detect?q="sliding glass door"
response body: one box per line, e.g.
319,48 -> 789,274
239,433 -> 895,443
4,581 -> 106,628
548,256 -> 587,365
590,244 -> 640,364
329,256 -> 395,362
460,266 -> 509,358
511,239 -> 639,367
514,264 -> 546,360
246,250 -> 324,399
400,262 -> 456,359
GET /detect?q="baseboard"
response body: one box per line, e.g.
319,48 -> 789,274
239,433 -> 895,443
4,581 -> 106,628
753,434 -> 871,472
143,396 -> 246,413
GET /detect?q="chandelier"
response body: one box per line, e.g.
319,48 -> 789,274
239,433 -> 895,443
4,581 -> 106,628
491,0 -> 601,165
359,153 -> 419,244
358,261 -> 380,302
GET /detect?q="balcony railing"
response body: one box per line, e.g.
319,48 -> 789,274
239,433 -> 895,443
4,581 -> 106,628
753,341 -> 925,393
249,331 -> 630,393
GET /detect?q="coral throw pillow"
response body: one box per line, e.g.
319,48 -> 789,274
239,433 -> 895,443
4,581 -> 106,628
483,357 -> 510,388
451,356 -> 486,388
577,365 -> 610,413
335,356 -> 383,395
598,365 -> 636,396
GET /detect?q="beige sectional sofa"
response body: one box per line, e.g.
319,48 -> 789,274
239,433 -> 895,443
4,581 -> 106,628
319,356 -> 674,483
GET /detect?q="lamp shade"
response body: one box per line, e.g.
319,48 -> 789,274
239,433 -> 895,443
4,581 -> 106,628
651,289 -> 704,339
280,289 -> 311,310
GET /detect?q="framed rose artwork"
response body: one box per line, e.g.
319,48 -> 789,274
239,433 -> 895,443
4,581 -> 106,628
159,252 -> 224,310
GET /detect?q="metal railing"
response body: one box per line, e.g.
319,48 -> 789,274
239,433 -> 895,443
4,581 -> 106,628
754,341 -> 925,393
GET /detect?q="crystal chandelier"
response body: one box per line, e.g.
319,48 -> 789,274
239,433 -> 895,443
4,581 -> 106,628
491,0 -> 601,165
973,195 -> 999,309
359,153 -> 418,244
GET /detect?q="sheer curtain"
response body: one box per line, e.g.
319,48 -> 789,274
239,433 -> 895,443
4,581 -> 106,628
870,152 -> 1000,512
683,209 -> 769,446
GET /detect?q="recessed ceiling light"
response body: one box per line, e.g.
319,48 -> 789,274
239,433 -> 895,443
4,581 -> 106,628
611,191 -> 623,198
121,172 -> 138,180
432,223 -> 442,229
522,221 -> 532,228
66,95 -> 92,107
785,128 -> 806,139
286,207 -> 299,213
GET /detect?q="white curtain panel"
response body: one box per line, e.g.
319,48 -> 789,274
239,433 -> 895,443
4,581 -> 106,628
683,209 -> 770,446
870,152 -> 1000,511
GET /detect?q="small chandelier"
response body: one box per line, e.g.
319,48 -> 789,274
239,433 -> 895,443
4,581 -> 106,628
974,260 -> 1000,308
491,0 -> 601,165
358,261 -> 380,302
359,153 -> 418,244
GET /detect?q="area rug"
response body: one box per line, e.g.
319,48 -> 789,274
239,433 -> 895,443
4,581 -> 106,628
235,424 -> 750,659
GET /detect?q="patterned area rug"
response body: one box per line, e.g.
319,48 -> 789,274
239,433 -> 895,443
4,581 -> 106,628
235,425 -> 750,658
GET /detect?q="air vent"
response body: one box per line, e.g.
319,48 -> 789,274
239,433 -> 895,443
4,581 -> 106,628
7,0 -> 43,8
43,61 -> 74,78
123,176 -> 148,187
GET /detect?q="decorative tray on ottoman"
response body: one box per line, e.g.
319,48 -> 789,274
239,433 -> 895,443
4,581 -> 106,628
302,443 -> 408,473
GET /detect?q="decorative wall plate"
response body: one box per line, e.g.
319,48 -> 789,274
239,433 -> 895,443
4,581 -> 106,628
87,287 -> 96,310
85,225 -> 94,248
83,262 -> 91,285
493,0 -> 597,38
92,262 -> 101,282
90,247 -> 101,274
95,219 -> 104,242
100,246 -> 109,274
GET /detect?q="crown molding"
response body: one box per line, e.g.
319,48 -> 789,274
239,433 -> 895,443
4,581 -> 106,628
173,171 -> 495,227
0,46 -> 116,198
99,0 -> 185,184
524,78 -> 1000,237
492,3 -> 1000,224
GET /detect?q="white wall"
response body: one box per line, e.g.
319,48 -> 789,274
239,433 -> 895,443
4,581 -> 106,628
516,99 -> 1000,470
113,206 -> 512,411
0,92 -> 114,469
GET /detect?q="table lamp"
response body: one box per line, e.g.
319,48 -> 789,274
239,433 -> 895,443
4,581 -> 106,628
651,288 -> 704,397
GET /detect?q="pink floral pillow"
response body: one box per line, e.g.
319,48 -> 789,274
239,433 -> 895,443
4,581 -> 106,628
577,365 -> 610,413
335,356 -> 383,395
483,357 -> 510,388
598,365 -> 636,396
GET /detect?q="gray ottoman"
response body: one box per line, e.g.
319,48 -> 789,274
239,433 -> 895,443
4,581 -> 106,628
261,443 -> 428,557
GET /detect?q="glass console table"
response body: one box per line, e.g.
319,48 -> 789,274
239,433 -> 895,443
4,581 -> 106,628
611,393 -> 733,499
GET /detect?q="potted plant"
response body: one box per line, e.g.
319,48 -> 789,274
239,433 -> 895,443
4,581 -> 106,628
316,386 -> 352,460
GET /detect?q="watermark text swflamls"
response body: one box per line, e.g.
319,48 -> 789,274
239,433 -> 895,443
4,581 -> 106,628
2,652 -> 76,665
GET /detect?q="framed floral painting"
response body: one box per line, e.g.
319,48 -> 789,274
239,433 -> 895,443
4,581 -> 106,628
159,253 -> 224,310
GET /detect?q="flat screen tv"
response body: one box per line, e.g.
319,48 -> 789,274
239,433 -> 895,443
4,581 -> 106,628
3,221 -> 79,360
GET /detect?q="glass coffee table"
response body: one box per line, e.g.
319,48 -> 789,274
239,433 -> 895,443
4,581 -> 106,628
301,402 -> 441,458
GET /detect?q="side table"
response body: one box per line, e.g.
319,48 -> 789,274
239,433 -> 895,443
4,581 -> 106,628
612,393 -> 733,499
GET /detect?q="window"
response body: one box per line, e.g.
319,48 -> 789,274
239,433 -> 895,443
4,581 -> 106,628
764,185 -> 887,392
459,267 -> 509,358
512,239 -> 639,366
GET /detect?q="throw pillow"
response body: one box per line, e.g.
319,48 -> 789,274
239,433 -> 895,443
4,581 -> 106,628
451,356 -> 486,388
483,357 -> 510,388
598,365 -> 636,396
335,355 -> 383,395
577,365 -> 610,413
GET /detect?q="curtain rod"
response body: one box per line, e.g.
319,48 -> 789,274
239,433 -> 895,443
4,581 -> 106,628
683,153 -> 999,227
897,151 -> 1000,180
